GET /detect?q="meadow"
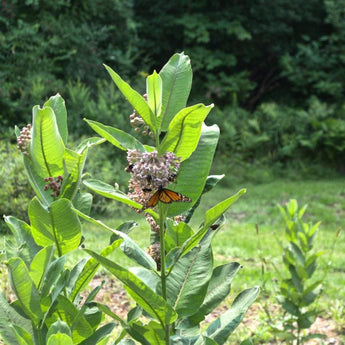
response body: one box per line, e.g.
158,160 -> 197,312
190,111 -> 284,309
54,176 -> 345,344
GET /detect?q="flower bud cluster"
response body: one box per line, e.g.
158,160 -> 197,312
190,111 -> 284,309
44,175 -> 63,197
129,94 -> 154,138
146,214 -> 160,233
17,124 -> 32,155
147,242 -> 161,270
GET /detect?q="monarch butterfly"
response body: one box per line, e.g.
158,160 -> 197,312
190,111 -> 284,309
146,186 -> 191,208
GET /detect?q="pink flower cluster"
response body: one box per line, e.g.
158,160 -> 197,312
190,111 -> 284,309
44,175 -> 64,197
17,124 -> 32,155
127,150 -> 180,193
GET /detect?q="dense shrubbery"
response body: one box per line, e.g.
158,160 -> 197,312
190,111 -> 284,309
1,0 -> 345,169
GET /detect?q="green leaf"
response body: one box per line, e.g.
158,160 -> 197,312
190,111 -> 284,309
83,179 -> 158,219
165,232 -> 215,317
73,192 -> 93,216
46,295 -> 93,343
41,256 -> 66,298
44,93 -> 68,145
188,263 -> 242,324
85,119 -> 146,152
205,287 -> 260,344
74,209 -> 156,270
11,325 -> 34,345
29,197 -> 82,256
179,189 -> 246,258
147,71 -> 163,118
46,320 -> 72,339
0,293 -> 33,345
128,320 -> 165,345
60,147 -> 88,201
47,333 -> 74,345
7,258 -> 43,326
104,64 -> 156,131
159,52 -> 193,131
166,123 -> 220,217
85,250 -> 177,326
158,104 -> 213,161
165,221 -> 194,253
79,323 -> 116,345
69,239 -> 122,302
30,105 -> 65,192
29,245 -> 55,289
4,216 -> 41,262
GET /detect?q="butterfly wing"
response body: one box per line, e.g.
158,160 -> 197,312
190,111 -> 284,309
160,189 -> 191,203
146,190 -> 161,208
146,188 -> 191,208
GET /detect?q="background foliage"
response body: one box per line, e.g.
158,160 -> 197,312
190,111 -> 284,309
1,0 -> 345,168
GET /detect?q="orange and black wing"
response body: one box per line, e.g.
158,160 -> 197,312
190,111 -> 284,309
160,189 -> 191,203
146,188 -> 191,208
146,190 -> 161,208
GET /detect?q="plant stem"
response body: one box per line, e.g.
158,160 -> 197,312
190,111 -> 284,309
159,204 -> 170,345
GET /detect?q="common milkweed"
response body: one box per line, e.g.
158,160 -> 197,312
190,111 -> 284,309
146,186 -> 191,208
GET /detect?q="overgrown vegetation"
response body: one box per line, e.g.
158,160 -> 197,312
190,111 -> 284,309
2,0 -> 345,169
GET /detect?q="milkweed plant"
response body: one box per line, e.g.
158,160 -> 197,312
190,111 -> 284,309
0,53 -> 259,345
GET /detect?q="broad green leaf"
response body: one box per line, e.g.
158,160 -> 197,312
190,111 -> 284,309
46,320 -> 71,340
205,287 -> 259,344
74,208 -> 156,270
204,189 -> 246,230
117,339 -> 136,345
147,71 -> 163,118
165,221 -> 194,253
76,137 -> 106,153
83,179 -> 158,219
44,94 -> 68,145
187,263 -> 242,324
69,239 -> 122,301
60,147 -> 88,200
73,191 -> 93,216
0,293 -> 33,345
104,64 -> 156,130
166,124 -> 220,217
129,267 -> 160,292
29,245 -> 55,289
4,216 -> 41,261
79,323 -> 116,345
47,333 -> 73,345
128,321 -> 165,345
29,197 -> 82,256
46,295 -> 93,343
30,105 -> 65,186
165,232 -> 215,317
41,256 -> 66,298
85,250 -> 177,326
179,189 -> 246,258
7,258 -> 43,326
11,325 -> 34,345
159,52 -> 193,131
85,119 -> 146,152
158,104 -> 213,161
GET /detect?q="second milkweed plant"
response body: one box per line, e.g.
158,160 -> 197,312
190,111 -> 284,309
1,53 -> 259,345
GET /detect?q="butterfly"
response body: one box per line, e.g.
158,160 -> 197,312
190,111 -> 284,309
146,186 -> 191,208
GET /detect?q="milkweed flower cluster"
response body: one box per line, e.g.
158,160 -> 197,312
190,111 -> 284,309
126,149 -> 181,205
129,94 -> 154,138
17,124 -> 32,155
44,175 -> 63,197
